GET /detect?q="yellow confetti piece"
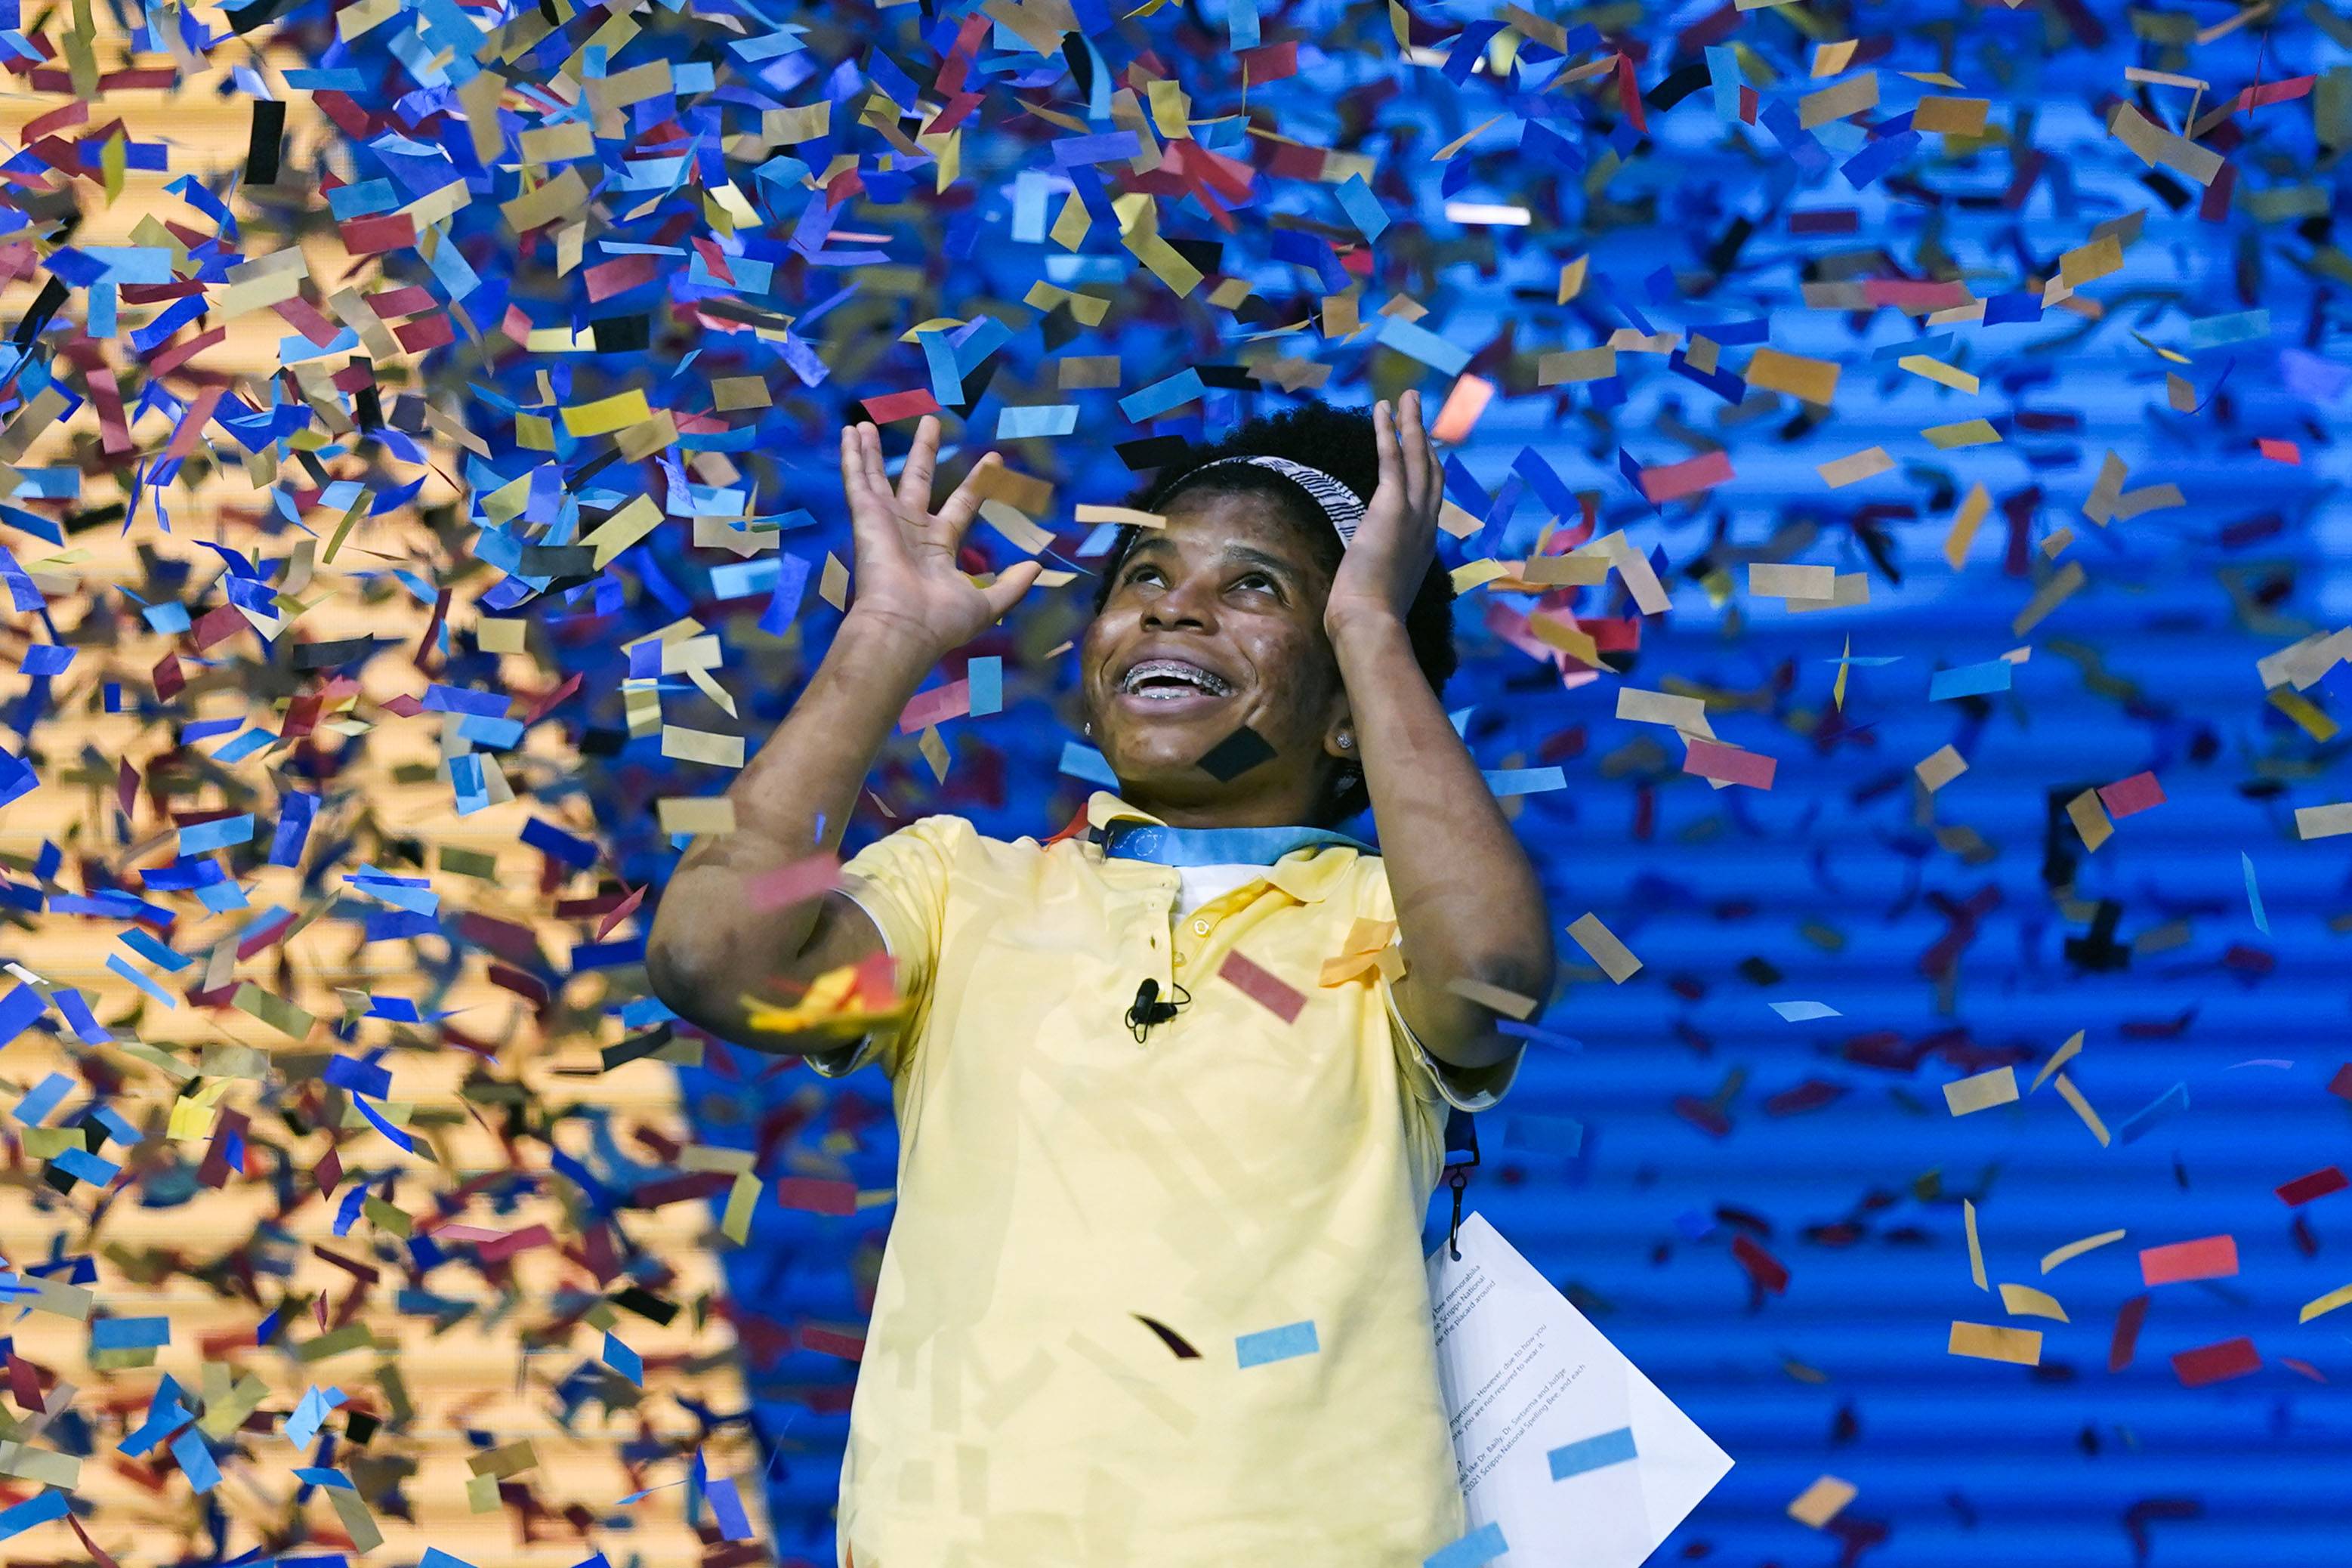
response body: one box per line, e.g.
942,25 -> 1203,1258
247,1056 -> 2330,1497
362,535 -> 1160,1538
1914,95 -> 1989,134
2267,685 -> 2338,742
1965,1198 -> 1988,1290
2299,1280 -> 2352,1323
2066,787 -> 2113,851
1566,912 -> 1642,983
1915,744 -> 1968,792
1898,354 -> 1980,394
1538,345 -> 1616,384
2042,1229 -> 2126,1274
1788,1475 -> 1857,1527
1557,254 -> 1589,304
2054,1073 -> 2112,1147
1999,1282 -> 2070,1321
1742,347 -> 1841,404
1943,1065 -> 2019,1116
1949,1320 -> 2042,1365
2029,1029 -> 2085,1092
1923,418 -> 2002,449
1818,447 -> 1894,488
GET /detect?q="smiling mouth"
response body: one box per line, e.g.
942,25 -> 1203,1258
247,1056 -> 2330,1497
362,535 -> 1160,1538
1118,659 -> 1235,702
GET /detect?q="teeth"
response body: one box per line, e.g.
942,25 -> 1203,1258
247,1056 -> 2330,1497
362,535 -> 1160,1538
1122,659 -> 1231,696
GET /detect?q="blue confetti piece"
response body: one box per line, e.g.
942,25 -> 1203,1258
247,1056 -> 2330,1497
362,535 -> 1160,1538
171,1424 -> 222,1492
0,983 -> 50,1050
2185,309 -> 2269,349
0,1488 -> 68,1541
1497,1017 -> 1582,1052
996,403 -> 1079,438
705,1474 -> 756,1541
1375,313 -> 1471,375
1118,367 -> 1207,421
1235,1319 -> 1319,1367
603,1331 -> 644,1385
178,812 -> 255,855
1425,1522 -> 1508,1568
1481,767 -> 1566,797
13,1072 -> 72,1125
1058,739 -> 1121,787
2117,1082 -> 2190,1145
91,1315 -> 171,1350
1769,1000 -> 1842,1021
1335,172 -> 1388,241
1928,659 -> 2013,700
2242,853 -> 2269,934
967,656 -> 1003,717
1548,1424 -> 1639,1480
54,1145 -> 121,1187
1502,1114 -> 1585,1156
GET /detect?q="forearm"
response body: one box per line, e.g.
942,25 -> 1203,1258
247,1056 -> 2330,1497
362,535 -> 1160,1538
1329,613 -> 1555,1065
647,613 -> 934,995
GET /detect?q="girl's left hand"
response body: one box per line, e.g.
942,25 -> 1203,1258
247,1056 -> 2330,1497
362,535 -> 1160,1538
1324,389 -> 1440,637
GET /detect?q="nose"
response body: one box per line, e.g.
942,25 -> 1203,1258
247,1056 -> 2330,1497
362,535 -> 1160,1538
1141,572 -> 1217,631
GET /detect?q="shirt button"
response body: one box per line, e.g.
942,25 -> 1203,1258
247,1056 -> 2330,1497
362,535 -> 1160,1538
1190,918 -> 1211,935
1173,952 -> 1187,967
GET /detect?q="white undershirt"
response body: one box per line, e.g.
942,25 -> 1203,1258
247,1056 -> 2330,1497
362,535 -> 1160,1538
1173,863 -> 1265,919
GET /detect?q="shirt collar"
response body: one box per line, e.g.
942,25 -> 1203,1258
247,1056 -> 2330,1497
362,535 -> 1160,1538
1079,792 -> 1366,904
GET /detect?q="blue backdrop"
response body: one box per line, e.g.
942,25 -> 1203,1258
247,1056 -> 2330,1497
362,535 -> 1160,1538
286,0 -> 2352,1562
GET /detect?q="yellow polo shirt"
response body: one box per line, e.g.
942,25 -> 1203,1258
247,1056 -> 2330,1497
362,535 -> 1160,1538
805,793 -> 1522,1567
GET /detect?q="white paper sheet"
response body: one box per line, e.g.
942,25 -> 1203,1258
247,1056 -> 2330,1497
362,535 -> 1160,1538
1428,1212 -> 1733,1566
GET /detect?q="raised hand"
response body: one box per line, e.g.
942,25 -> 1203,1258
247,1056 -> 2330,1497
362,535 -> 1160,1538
1324,389 -> 1440,637
838,414 -> 1042,660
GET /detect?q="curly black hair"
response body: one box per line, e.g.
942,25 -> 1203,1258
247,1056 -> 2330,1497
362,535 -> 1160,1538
1089,402 -> 1458,824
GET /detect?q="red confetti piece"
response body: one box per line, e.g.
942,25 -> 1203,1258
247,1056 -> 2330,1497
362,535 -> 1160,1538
1218,949 -> 1307,1023
2171,1336 -> 2261,1387
2138,1234 -> 2239,1286
1683,737 -> 1777,790
1638,449 -> 1733,503
800,1324 -> 866,1361
745,853 -> 844,915
897,678 -> 972,735
2275,1167 -> 2347,1206
2329,1063 -> 2352,1101
861,387 -> 943,423
2108,1293 -> 2149,1372
776,1178 -> 858,1216
1730,1233 -> 1788,1294
2096,770 -> 2165,817
2257,437 -> 2301,464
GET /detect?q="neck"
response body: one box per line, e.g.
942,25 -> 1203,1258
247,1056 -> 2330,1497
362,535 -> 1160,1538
1119,781 -> 1328,830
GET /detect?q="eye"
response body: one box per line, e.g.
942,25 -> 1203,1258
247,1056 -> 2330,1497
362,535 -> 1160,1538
1233,570 -> 1281,597
1121,562 -> 1165,588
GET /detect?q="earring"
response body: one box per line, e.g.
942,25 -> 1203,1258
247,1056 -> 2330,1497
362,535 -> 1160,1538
1083,719 -> 1093,739
1336,733 -> 1353,749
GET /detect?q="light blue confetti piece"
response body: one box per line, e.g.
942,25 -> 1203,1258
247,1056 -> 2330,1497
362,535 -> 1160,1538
211,728 -> 276,764
119,928 -> 191,971
1235,1319 -> 1319,1368
1057,739 -> 1121,787
1928,659 -> 2013,700
1425,1521 -> 1508,1568
1375,313 -> 1471,375
603,1331 -> 644,1386
1548,1424 -> 1639,1480
2184,309 -> 2269,350
996,403 -> 1079,439
171,1424 -> 222,1492
2242,852 -> 2269,934
2116,1081 -> 2190,1145
142,600 -> 192,634
705,1474 -> 755,1541
1335,172 -> 1388,241
1448,705 -> 1474,736
178,813 -> 255,855
420,1548 -> 480,1568
54,1145 -> 121,1187
1228,0 -> 1260,49
91,1315 -> 169,1350
294,1465 -> 354,1489
967,656 -> 1003,717
1706,45 -> 1741,119
917,329 -> 962,408
1769,1000 -> 1842,1021
13,1072 -> 71,1125
1482,767 -> 1566,797
1118,367 -> 1207,421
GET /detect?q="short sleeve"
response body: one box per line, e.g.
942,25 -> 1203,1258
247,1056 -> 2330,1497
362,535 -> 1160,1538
802,814 -> 971,1081
1351,857 -> 1525,1115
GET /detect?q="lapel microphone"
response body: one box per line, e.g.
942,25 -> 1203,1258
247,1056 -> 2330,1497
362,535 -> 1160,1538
1125,977 -> 1190,1043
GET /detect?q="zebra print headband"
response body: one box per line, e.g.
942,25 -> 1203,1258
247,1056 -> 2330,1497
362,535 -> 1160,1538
1184,454 -> 1367,545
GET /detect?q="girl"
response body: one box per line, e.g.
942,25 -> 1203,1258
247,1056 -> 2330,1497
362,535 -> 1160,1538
650,390 -> 1554,1566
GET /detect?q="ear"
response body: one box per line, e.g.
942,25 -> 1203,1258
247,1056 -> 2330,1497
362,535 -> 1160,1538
1320,690 -> 1356,762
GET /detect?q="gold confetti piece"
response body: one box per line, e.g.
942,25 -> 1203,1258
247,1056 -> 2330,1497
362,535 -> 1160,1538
1810,39 -> 1859,76
980,498 -> 1056,554
1999,1282 -> 2070,1321
2042,1229 -> 2126,1274
2108,101 -> 2224,186
1566,912 -> 1642,983
1617,687 -> 1713,733
1943,1065 -> 2019,1116
1949,1320 -> 2042,1365
477,617 -> 528,653
1914,95 -> 1989,134
2267,686 -> 2338,742
1944,483 -> 1991,569
1898,354 -> 1980,394
1798,70 -> 1878,128
2066,787 -> 2114,851
1818,447 -> 1894,487
1788,1475 -> 1857,1528
2300,1281 -> 2352,1323
722,1171 -> 761,1243
2053,1073 -> 2111,1147
1443,977 -> 1540,1019
2012,560 -> 2087,636
1538,345 -> 1617,384
1557,254 -> 1588,304
919,723 -> 951,782
2167,372 -> 2197,412
232,981 -> 316,1044
2030,1029 -> 2084,1092
657,796 -> 736,836
1965,1198 -> 1988,1290
1749,345 -> 1834,404
1451,558 -> 1509,593
2042,527 -> 2075,558
1750,563 -> 1837,600
2059,233 -> 2125,287
660,726 -> 745,768
1923,418 -> 2002,449
1075,504 -> 1165,526
819,551 -> 850,610
1915,744 -> 1968,792
1058,354 -> 1122,388
1520,554 -> 1613,587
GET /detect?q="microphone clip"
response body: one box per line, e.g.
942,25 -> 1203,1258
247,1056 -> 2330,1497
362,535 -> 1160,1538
1125,977 -> 1190,1043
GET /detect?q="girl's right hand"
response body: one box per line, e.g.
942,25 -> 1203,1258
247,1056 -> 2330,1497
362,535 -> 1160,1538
837,415 -> 1042,660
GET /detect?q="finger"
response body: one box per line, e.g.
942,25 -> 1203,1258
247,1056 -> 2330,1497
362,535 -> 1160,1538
862,423 -> 907,520
934,449 -> 1002,542
980,557 -> 1044,622
1400,388 -> 1432,502
897,414 -> 940,515
1371,398 -> 1403,507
